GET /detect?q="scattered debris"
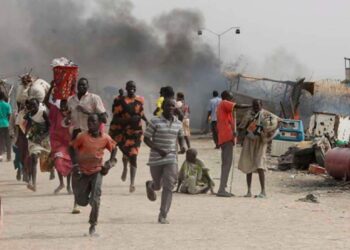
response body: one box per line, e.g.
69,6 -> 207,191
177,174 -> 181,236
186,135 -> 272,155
297,193 -> 320,203
277,136 -> 332,171
308,164 -> 327,175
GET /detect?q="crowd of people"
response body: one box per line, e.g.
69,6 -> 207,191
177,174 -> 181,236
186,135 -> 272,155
0,73 -> 280,235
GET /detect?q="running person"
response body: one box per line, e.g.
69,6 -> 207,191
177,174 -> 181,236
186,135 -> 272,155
24,98 -> 51,191
71,114 -> 116,236
109,80 -> 147,193
144,98 -> 186,224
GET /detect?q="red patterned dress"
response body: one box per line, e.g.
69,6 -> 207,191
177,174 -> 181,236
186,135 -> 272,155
109,96 -> 144,157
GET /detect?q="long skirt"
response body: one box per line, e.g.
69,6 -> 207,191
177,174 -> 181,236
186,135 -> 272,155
238,137 -> 267,174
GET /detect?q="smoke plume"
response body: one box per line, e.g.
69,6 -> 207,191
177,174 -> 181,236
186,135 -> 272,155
0,0 -> 224,130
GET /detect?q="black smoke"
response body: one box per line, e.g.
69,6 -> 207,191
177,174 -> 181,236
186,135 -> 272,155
0,0 -> 225,130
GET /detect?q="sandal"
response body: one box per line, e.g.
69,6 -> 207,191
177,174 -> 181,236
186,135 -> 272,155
145,181 -> 156,201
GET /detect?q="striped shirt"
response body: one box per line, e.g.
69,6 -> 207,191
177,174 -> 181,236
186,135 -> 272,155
144,115 -> 184,167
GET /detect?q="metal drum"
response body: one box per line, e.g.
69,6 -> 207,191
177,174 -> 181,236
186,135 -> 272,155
325,148 -> 350,181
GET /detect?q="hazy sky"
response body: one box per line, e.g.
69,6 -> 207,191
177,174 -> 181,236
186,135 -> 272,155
130,0 -> 350,80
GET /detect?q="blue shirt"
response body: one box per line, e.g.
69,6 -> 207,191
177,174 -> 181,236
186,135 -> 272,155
208,97 -> 221,122
0,100 -> 12,128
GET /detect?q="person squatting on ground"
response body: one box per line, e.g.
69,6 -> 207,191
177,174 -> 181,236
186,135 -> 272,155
67,77 -> 107,213
24,98 -> 51,191
176,148 -> 215,194
216,91 -> 251,197
207,90 -> 221,149
176,92 -> 191,149
71,114 -> 117,236
238,99 -> 280,198
109,80 -> 148,193
0,90 -> 12,162
144,98 -> 186,224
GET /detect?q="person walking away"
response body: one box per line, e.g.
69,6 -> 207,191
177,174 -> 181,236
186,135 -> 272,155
0,91 -> 12,162
71,114 -> 116,236
207,90 -> 221,149
238,99 -> 280,198
176,92 -> 191,149
216,91 -> 251,197
109,81 -> 147,193
144,98 -> 186,224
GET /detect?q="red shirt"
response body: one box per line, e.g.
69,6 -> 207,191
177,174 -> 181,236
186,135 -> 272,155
217,100 -> 236,145
72,132 -> 116,175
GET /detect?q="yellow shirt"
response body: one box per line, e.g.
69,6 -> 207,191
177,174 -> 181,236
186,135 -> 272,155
156,96 -> 164,117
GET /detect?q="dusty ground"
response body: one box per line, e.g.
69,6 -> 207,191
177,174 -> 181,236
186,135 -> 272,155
0,137 -> 350,250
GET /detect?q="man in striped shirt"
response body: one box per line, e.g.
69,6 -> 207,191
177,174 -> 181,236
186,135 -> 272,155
144,98 -> 186,224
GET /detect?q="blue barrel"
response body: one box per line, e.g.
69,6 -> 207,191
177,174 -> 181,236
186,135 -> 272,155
274,119 -> 304,142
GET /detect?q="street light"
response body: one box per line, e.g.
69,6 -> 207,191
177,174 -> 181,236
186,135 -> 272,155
197,26 -> 240,62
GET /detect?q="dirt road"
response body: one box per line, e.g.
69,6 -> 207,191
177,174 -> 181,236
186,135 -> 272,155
0,138 -> 349,250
